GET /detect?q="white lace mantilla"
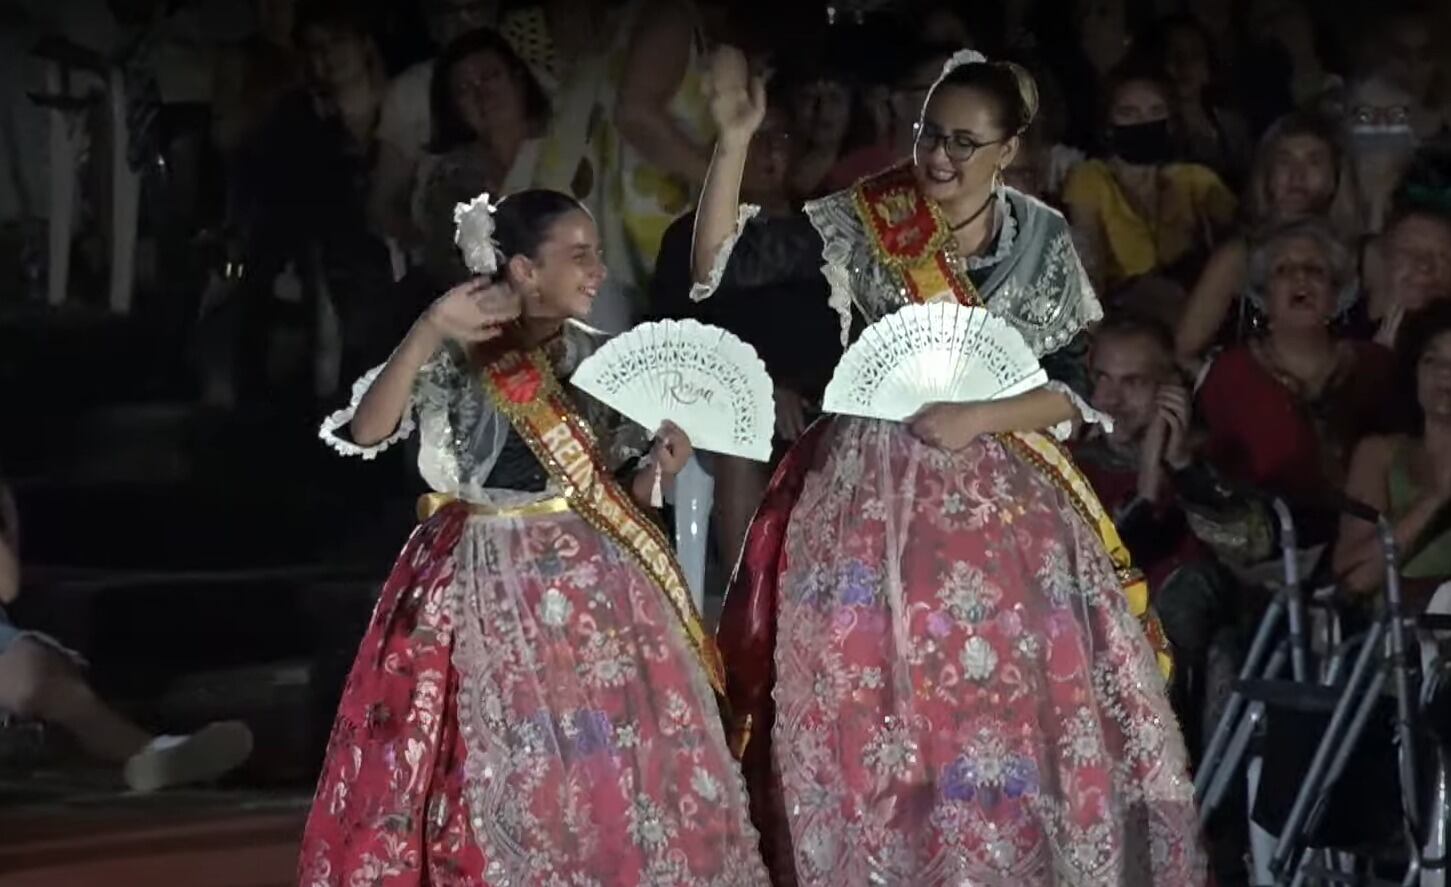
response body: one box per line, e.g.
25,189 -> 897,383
317,322 -> 650,503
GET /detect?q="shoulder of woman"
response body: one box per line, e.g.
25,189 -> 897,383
1062,159 -> 1111,192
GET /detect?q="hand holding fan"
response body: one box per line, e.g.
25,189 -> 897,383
571,319 -> 776,461
821,302 -> 1047,422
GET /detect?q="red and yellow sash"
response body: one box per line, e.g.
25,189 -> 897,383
474,343 -> 727,697
852,165 -> 1174,679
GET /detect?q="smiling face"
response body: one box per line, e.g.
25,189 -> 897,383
513,210 -> 606,322
450,48 -> 527,138
1263,234 -> 1337,331
1266,133 -> 1337,220
912,83 -> 1017,211
1090,331 -> 1170,445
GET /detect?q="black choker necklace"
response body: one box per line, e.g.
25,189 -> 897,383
949,192 -> 995,231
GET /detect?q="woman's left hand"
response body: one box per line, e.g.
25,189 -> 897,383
651,421 -> 693,476
907,402 -> 982,450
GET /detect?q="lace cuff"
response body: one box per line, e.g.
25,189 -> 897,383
689,204 -> 762,302
318,363 -> 417,459
1043,380 -> 1113,442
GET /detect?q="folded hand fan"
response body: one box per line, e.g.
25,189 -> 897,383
821,302 -> 1048,422
571,319 -> 776,461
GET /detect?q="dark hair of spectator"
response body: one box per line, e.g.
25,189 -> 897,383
1127,14 -> 1227,98
1093,311 -> 1178,376
492,190 -> 587,267
1394,300 -> 1451,433
936,61 -> 1040,136
428,28 -> 550,154
293,0 -> 374,44
1389,144 -> 1451,234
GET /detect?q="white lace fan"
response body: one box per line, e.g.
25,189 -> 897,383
822,302 -> 1048,422
571,319 -> 776,461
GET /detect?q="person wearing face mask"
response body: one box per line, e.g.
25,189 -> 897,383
1063,69 -> 1238,294
697,45 -> 1204,886
1174,111 -> 1363,368
1132,15 -> 1252,186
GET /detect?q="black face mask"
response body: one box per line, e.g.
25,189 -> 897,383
1110,119 -> 1173,165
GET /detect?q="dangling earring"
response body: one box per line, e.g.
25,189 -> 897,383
993,166 -> 1005,192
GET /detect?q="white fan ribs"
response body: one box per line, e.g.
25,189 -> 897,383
571,320 -> 776,461
822,303 -> 1048,422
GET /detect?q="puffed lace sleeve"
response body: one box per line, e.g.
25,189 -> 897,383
689,203 -> 762,302
318,353 -> 459,459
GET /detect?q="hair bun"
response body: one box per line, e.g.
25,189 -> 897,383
998,61 -> 1039,132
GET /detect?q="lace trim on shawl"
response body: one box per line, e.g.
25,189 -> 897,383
1044,380 -> 1114,441
962,190 -> 1017,271
689,203 -> 761,303
318,363 -> 416,459
802,190 -> 861,347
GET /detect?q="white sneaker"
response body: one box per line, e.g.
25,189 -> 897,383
123,720 -> 254,793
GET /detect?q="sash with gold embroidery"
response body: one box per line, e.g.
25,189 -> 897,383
475,344 -> 727,696
851,165 -> 1174,679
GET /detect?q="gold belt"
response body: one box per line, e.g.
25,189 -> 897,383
416,493 -> 572,523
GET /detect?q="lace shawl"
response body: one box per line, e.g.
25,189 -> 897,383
697,186 -> 1110,438
319,321 -> 650,503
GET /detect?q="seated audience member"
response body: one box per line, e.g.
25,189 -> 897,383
650,99 -> 842,576
368,0 -> 498,247
413,28 -> 552,260
1174,111 -> 1361,369
1076,315 -> 1238,675
1063,68 -> 1238,294
781,60 -> 862,199
1198,218 -> 1394,543
1335,302 -> 1451,609
0,477 -> 253,791
1364,162 -> 1451,347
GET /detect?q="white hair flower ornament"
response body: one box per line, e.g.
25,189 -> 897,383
454,193 -> 502,277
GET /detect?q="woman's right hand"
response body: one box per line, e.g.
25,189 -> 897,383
423,279 -> 521,344
706,45 -> 767,148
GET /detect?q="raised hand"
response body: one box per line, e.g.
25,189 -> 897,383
423,279 -> 521,344
706,45 -> 767,148
1156,384 -> 1193,469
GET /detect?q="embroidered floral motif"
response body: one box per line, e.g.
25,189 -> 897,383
771,417 -> 1204,885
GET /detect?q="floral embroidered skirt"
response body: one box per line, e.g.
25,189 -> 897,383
770,419 -> 1206,886
299,503 -> 766,886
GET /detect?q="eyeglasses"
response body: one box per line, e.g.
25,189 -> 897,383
913,122 -> 1004,162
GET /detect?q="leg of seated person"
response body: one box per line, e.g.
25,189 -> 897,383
0,637 -> 253,791
0,636 -> 151,762
713,456 -> 769,578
